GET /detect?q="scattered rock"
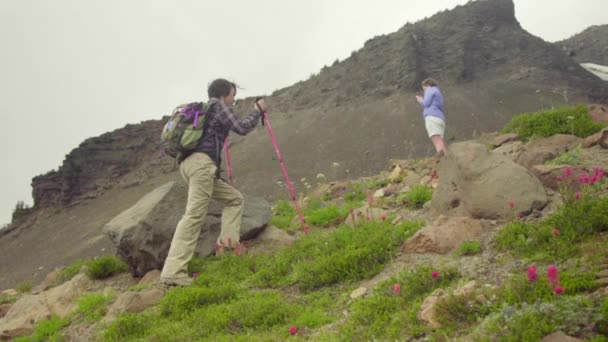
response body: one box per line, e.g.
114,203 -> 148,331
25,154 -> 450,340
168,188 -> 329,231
350,287 -> 367,300
431,142 -> 547,220
589,104 -> 608,124
517,134 -> 581,169
138,270 -> 161,286
401,216 -> 482,254
104,288 -> 164,321
388,165 -> 404,182
492,133 -> 519,147
418,288 -> 445,328
373,189 -> 385,199
596,270 -> 608,278
344,206 -> 389,226
0,290 -> 16,297
541,331 -> 583,342
582,127 -> 608,149
0,304 -> 11,319
104,181 -> 271,276
33,268 -> 62,293
391,216 -> 403,225
43,273 -> 95,318
0,295 -> 50,339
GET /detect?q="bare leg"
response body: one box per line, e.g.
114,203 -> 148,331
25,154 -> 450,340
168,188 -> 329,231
430,135 -> 447,155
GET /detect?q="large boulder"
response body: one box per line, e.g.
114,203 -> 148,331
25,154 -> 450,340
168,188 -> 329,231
431,142 -> 548,219
104,181 -> 271,276
0,295 -> 50,340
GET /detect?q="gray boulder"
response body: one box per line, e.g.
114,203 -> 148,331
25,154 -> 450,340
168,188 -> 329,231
104,181 -> 271,276
431,142 -> 548,220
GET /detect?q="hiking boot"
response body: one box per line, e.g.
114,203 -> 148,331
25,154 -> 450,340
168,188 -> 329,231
158,276 -> 193,287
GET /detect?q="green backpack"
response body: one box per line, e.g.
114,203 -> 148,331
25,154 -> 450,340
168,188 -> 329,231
160,102 -> 209,160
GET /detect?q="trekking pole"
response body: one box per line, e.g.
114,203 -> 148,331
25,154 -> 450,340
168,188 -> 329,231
224,137 -> 233,186
256,98 -> 309,234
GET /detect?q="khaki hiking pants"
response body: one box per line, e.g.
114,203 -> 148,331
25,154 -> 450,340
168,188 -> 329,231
161,152 -> 244,280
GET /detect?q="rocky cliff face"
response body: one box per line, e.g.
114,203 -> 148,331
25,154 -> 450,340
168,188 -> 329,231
29,0 -> 608,211
556,25 -> 608,65
31,120 -> 166,208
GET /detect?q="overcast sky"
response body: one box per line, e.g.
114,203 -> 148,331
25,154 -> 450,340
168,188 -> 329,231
1,0 -> 607,225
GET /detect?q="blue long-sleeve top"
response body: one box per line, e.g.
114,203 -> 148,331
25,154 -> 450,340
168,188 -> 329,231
418,86 -> 446,121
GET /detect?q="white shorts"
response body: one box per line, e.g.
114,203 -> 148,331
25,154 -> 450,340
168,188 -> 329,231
425,116 -> 445,138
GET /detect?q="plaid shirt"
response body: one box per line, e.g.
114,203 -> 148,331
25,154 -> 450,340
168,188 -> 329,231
192,97 -> 262,165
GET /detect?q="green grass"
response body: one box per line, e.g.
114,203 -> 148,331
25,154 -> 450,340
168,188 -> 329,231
56,259 -> 85,286
546,145 -> 584,166
340,266 -> 459,340
85,255 -> 129,280
470,296 -> 606,341
455,241 -> 482,256
12,316 -> 69,342
0,293 -> 17,304
254,220 -> 423,291
74,292 -> 115,322
399,185 -> 433,209
497,180 -> 608,260
343,183 -> 367,204
16,282 -> 32,293
501,105 -> 606,141
270,200 -> 296,230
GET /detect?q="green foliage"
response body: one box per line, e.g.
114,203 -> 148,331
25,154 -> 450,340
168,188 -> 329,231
501,105 -> 605,140
75,292 -> 115,322
11,200 -> 32,223
340,266 -> 459,340
255,221 -> 423,291
303,204 -> 349,227
473,296 -> 606,341
400,185 -> 433,209
16,282 -> 32,293
0,294 -> 16,304
546,146 -> 584,166
343,183 -> 366,204
85,255 -> 128,280
55,260 -> 85,286
13,316 -> 69,342
367,178 -> 391,189
127,284 -> 152,292
455,241 -> 482,256
434,291 -> 496,330
159,285 -> 238,318
270,200 -> 296,230
497,180 -> 608,260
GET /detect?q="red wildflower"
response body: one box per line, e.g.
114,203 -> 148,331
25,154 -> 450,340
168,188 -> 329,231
432,271 -> 439,279
366,216 -> 371,221
554,286 -> 564,295
381,215 -> 387,221
527,266 -> 538,282
289,326 -> 298,335
214,243 -> 220,251
393,283 -> 401,295
547,265 -> 560,286
551,229 -> 559,236
575,192 -> 581,200
507,200 -> 515,209
563,166 -> 572,178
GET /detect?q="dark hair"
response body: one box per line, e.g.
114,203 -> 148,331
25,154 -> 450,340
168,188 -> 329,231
208,79 -> 237,98
421,78 -> 438,87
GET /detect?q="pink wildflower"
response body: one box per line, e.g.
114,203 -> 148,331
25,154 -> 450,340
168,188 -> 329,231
578,173 -> 590,184
214,243 -> 220,251
554,286 -> 564,295
551,229 -> 559,236
381,215 -> 387,221
393,283 -> 401,295
289,326 -> 298,335
563,166 -> 572,178
507,200 -> 515,209
575,192 -> 581,200
432,271 -> 439,279
527,266 -> 538,282
366,216 -> 371,221
547,265 -> 560,286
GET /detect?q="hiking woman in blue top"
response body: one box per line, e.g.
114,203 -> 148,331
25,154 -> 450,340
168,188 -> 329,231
416,78 -> 447,157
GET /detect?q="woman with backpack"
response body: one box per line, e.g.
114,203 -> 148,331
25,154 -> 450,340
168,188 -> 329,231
416,78 -> 447,157
160,78 -> 265,287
